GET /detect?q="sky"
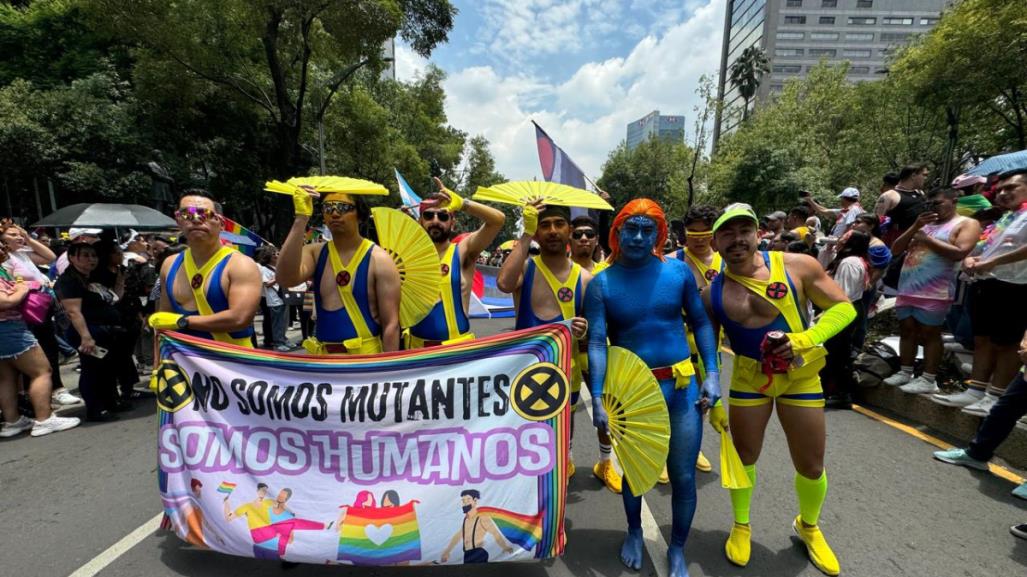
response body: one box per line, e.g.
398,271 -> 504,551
394,0 -> 727,183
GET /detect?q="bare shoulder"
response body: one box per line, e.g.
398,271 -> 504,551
370,244 -> 398,271
227,251 -> 260,276
782,252 -> 824,278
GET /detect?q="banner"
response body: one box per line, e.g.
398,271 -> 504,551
155,325 -> 571,565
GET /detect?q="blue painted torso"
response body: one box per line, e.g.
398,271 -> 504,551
166,252 -> 255,340
312,244 -> 380,342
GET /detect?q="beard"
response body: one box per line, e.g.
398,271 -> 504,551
426,225 -> 448,242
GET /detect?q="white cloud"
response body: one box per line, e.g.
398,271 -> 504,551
394,42 -> 430,83
442,0 -> 726,181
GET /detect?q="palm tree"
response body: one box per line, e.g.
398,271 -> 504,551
729,46 -> 770,122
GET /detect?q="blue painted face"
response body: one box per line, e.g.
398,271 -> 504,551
618,215 -> 658,263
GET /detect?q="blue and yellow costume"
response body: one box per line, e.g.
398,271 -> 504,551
516,256 -> 585,401
710,250 -> 827,408
676,247 -> 723,379
166,247 -> 255,347
586,200 -> 721,577
303,239 -> 383,354
407,243 -> 475,348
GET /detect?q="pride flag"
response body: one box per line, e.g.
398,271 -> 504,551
395,169 -> 422,218
221,217 -> 270,256
216,481 -> 237,495
338,500 -> 421,565
477,507 -> 544,551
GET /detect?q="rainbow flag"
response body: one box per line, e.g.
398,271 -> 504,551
338,500 -> 421,565
216,481 -> 237,495
221,217 -> 270,256
477,507 -> 544,551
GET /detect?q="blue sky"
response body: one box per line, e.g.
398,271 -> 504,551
395,0 -> 726,181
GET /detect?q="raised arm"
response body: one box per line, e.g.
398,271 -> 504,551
276,187 -> 320,287
428,178 -> 505,264
496,201 -> 543,294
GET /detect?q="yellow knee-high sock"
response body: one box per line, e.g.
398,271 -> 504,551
795,470 -> 828,526
730,464 -> 757,524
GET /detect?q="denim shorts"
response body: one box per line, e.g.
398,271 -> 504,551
0,320 -> 38,360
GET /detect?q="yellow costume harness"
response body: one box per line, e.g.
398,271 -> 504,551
302,239 -> 384,355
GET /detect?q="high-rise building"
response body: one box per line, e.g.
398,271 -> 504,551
626,111 -> 686,150
713,0 -> 951,145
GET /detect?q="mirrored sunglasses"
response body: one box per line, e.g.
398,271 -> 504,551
323,201 -> 357,216
175,207 -> 218,223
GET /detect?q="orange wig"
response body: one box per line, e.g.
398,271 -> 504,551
608,198 -> 668,262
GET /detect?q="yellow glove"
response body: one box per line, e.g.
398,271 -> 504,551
440,187 -> 465,212
149,312 -> 184,330
523,204 -> 539,236
293,187 -> 314,217
709,401 -> 728,433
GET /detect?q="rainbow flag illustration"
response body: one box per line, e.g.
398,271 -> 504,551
221,217 -> 270,256
477,507 -> 544,551
338,500 -> 421,565
216,481 -> 237,495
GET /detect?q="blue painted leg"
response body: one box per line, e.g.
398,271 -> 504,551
620,527 -> 644,570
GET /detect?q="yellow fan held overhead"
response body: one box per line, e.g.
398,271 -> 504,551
473,181 -> 614,211
600,346 -> 671,496
264,176 -> 390,197
370,207 -> 440,328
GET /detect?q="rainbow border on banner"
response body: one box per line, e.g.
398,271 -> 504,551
155,323 -> 571,560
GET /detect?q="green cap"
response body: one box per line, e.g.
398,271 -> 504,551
712,203 -> 759,233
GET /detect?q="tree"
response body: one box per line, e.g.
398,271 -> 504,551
88,0 -> 456,179
597,138 -> 697,218
892,0 -> 1027,153
687,74 -> 719,207
728,45 -> 769,122
458,134 -> 511,244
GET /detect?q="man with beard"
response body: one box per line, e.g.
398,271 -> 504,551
407,178 -> 505,348
277,187 -> 401,354
149,190 -> 261,347
704,203 -> 855,576
568,215 -> 621,493
586,199 -> 721,577
498,200 -> 590,477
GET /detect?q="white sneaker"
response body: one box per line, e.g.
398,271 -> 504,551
0,416 -> 34,438
52,390 -> 83,406
960,363 -> 973,375
883,371 -> 912,386
961,394 -> 999,417
1016,415 -> 1027,431
31,415 -> 81,437
900,376 -> 939,394
931,389 -> 984,408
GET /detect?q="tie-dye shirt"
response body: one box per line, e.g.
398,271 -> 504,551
897,216 -> 969,311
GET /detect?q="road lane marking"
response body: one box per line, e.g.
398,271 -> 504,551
580,389 -> 670,577
853,403 -> 1025,485
68,512 -> 163,577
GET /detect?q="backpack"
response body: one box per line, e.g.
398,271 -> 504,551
854,340 -> 901,388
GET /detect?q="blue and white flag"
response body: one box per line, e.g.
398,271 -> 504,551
395,168 -> 422,218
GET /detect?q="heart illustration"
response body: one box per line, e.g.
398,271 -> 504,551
364,523 -> 393,546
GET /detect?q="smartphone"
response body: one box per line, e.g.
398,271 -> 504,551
86,346 -> 109,359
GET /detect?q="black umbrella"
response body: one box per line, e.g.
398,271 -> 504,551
32,203 -> 177,229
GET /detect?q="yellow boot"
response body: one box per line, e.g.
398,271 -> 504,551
658,464 -> 669,484
725,522 -> 751,567
792,516 -> 840,576
696,450 -> 712,472
567,458 -> 576,478
592,460 -> 622,494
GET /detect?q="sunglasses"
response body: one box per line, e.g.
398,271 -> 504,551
571,229 -> 596,240
421,210 -> 451,222
175,207 -> 218,223
323,201 -> 357,216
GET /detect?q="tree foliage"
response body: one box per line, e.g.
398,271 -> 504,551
728,45 -> 769,122
597,137 -> 699,219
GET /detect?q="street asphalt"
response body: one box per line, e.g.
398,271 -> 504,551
1,317 -> 1025,577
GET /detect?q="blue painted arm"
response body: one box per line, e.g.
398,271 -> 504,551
584,275 -> 610,431
682,270 -> 721,405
